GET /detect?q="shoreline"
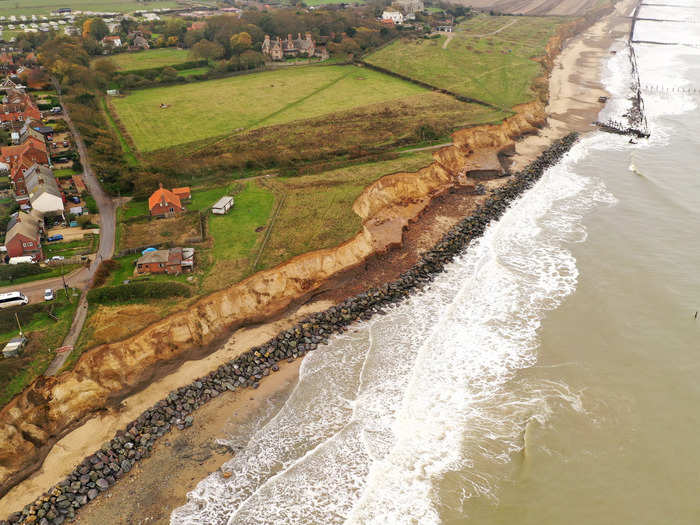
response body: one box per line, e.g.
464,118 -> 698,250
0,3 -> 636,523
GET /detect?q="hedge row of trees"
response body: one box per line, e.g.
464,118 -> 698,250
88,282 -> 192,304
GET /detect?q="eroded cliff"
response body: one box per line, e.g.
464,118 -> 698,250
0,19 -> 580,496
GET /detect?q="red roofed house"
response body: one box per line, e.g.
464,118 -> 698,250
102,35 -> 123,48
2,137 -> 49,201
0,87 -> 41,126
149,183 -> 188,217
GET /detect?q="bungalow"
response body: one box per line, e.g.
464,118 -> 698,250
5,210 -> 42,259
148,183 -> 186,217
25,164 -> 64,217
135,247 -> 194,275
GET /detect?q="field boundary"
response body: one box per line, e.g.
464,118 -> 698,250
101,97 -> 140,167
358,60 -> 512,114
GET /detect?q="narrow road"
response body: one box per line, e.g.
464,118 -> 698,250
41,88 -> 118,375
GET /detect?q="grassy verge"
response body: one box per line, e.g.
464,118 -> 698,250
0,290 -> 79,408
0,264 -> 81,286
101,97 -> 139,167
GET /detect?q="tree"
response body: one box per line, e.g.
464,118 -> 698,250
160,67 -> 178,82
230,31 -> 252,55
191,39 -> 224,60
83,18 -> 109,41
167,35 -> 179,47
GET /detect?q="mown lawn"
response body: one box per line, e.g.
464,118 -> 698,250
111,65 -> 428,152
0,0 -> 180,17
108,48 -> 192,72
365,14 -> 568,109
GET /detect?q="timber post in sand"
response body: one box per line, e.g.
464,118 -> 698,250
2,135 -> 581,525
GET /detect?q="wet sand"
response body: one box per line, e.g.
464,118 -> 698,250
0,2 -> 636,522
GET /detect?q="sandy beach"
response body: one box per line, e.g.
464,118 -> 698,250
0,2 -> 636,522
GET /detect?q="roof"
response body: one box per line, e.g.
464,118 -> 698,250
137,249 -> 170,265
172,187 -> 190,197
6,211 -> 40,242
148,185 -> 182,210
212,195 -> 233,209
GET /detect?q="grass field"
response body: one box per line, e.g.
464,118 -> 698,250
0,0 -> 181,17
108,48 -> 192,72
256,151 -> 435,270
112,65 -> 428,152
365,14 -> 568,109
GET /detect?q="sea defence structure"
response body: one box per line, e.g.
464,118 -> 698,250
1,133 -> 580,525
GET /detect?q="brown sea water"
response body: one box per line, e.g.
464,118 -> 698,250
170,7 -> 700,524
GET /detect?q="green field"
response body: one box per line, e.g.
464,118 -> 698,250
365,15 -> 568,109
108,48 -> 192,72
111,65 -> 428,152
0,0 -> 181,17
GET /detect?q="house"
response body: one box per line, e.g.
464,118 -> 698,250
135,247 -> 194,275
3,137 -> 49,200
172,187 -> 191,201
382,11 -> 404,24
188,21 -> 207,32
148,183 -> 185,217
131,34 -> 150,50
0,86 -> 41,127
395,0 -> 424,13
212,195 -> 234,215
262,33 -> 326,61
25,164 -> 64,217
102,35 -> 122,48
5,210 -> 42,259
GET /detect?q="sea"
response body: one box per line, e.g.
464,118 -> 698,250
170,3 -> 700,524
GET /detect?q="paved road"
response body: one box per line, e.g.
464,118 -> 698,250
0,266 -> 90,303
40,89 -> 118,375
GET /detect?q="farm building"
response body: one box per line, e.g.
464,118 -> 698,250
212,195 -> 234,215
135,247 -> 194,275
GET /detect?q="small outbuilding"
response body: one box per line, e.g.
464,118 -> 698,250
212,195 -> 234,215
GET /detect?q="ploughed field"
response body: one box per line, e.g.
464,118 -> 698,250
365,14 -> 569,109
111,66 -> 430,152
0,0 -> 180,17
107,48 -> 193,72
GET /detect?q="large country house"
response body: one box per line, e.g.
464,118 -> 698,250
261,33 -> 328,61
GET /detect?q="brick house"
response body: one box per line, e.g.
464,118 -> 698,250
135,247 -> 194,275
261,33 -> 328,61
148,183 -> 189,217
5,211 -> 42,259
0,87 -> 41,127
2,138 -> 49,201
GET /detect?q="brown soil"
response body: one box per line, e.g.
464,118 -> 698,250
121,213 -> 200,251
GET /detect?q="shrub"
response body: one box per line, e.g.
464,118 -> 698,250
87,282 -> 191,304
0,263 -> 47,281
91,259 -> 120,288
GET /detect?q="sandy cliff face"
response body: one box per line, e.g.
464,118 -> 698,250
0,21 -> 573,496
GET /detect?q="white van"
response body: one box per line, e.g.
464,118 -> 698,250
9,256 -> 35,265
0,292 -> 29,309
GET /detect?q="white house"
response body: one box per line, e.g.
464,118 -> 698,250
382,11 -> 404,25
102,35 -> 122,48
24,164 -> 64,217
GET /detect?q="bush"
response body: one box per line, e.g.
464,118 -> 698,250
91,259 -> 119,288
87,282 -> 191,304
0,263 -> 47,281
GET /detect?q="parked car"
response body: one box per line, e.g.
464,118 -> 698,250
2,336 -> 27,358
44,289 -> 54,301
63,141 -> 69,147
68,196 -> 80,204
50,255 -> 64,262
47,234 -> 63,242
